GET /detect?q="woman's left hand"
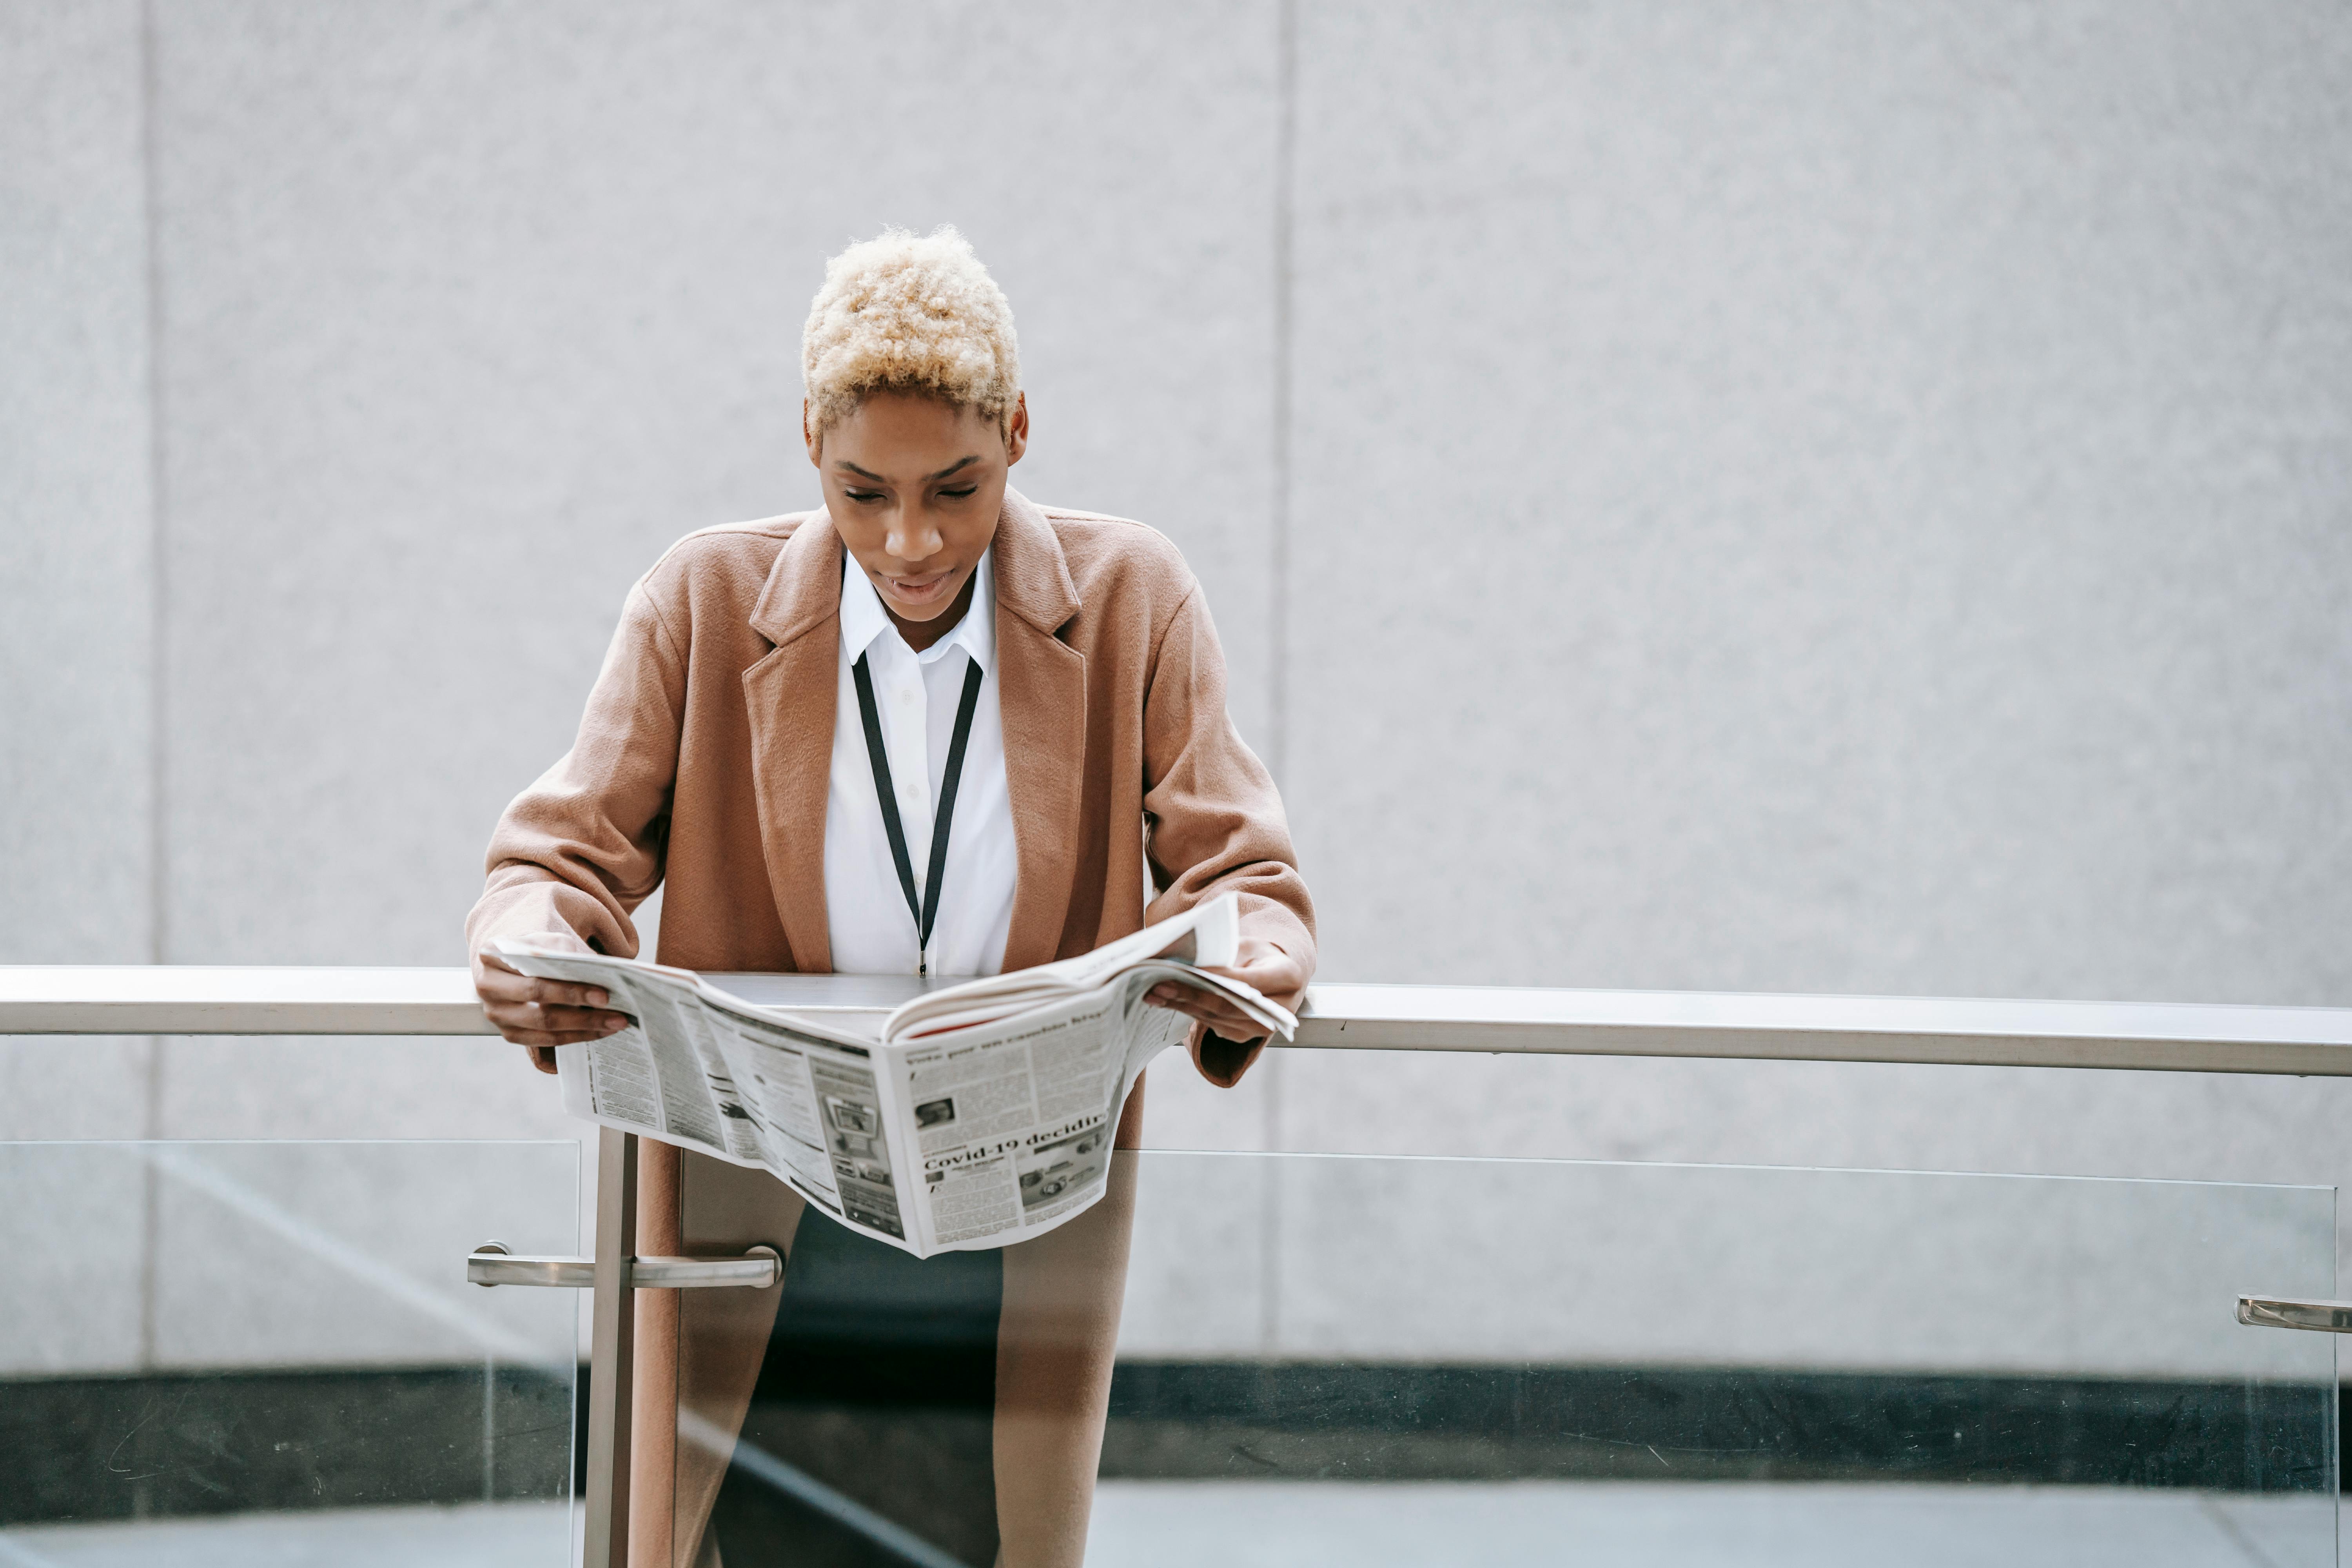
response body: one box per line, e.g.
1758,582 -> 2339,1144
1144,936 -> 1307,1043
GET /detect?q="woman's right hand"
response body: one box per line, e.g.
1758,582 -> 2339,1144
472,931 -> 633,1075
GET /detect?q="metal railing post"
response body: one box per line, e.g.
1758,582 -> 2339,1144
583,1128 -> 638,1568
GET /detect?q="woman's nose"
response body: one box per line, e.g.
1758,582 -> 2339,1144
886,512 -> 942,561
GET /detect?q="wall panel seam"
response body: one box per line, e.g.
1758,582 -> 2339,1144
136,0 -> 168,1373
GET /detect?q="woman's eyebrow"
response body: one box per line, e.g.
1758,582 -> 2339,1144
833,456 -> 978,482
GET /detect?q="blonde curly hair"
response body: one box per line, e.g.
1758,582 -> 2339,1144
802,226 -> 1021,432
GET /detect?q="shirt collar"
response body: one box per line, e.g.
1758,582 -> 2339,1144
839,547 -> 996,673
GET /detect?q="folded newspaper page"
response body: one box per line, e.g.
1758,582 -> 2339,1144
497,894 -> 1293,1257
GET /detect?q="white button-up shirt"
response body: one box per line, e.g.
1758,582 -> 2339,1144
824,548 -> 1017,978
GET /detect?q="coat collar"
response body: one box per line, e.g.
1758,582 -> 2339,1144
740,514 -> 843,974
746,508 -> 845,648
988,492 -> 1089,971
740,490 -> 1087,974
990,488 -> 1082,636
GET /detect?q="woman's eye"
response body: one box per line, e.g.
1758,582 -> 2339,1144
938,486 -> 979,501
844,488 -> 885,503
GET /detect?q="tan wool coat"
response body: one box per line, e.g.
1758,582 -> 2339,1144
468,488 -> 1315,1566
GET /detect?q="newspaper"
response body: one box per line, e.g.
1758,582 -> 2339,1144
496,894 -> 1293,1257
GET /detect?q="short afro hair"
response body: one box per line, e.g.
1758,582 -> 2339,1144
802,226 -> 1021,432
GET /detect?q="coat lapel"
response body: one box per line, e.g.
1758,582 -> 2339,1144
993,490 -> 1087,971
742,513 -> 844,974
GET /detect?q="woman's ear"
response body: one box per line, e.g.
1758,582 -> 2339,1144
1004,392 -> 1029,466
803,398 -> 823,466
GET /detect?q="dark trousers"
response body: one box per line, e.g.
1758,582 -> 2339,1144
708,1212 -> 1007,1568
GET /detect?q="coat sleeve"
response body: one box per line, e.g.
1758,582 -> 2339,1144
465,583 -> 686,960
1139,583 -> 1318,1086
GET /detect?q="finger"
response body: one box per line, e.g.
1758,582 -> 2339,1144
474,965 -> 542,1003
505,1003 -> 629,1034
1156,993 -> 1256,1036
1153,976 -> 1245,1005
524,1045 -> 559,1075
1145,987 -> 1217,1017
1225,972 -> 1304,1013
529,1003 -> 629,1033
1193,968 -> 1285,1007
509,980 -> 610,1009
486,1002 -> 628,1035
1229,956 -> 1305,993
483,996 -> 623,1026
556,982 -> 612,1009
488,975 -> 613,1011
478,976 -> 592,1016
500,1027 -> 618,1048
1195,995 -> 1267,1035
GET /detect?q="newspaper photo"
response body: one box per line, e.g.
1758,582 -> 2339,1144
497,893 -> 1294,1256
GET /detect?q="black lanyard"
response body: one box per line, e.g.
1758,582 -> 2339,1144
851,650 -> 985,977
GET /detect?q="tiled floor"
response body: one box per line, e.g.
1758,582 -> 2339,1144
0,1501 -> 573,1568
1086,1481 -> 2337,1568
0,1484 -> 2334,1566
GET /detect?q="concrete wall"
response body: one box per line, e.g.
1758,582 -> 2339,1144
3,0 -> 2348,1377
1114,1152 -> 2337,1382
0,1 -> 156,1147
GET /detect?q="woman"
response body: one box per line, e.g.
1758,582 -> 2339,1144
467,228 -> 1315,1567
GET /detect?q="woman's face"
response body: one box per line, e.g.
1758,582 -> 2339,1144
808,390 -> 1027,637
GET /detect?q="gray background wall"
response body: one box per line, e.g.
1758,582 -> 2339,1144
3,0 -> 2348,1376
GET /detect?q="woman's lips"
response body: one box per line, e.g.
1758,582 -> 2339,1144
882,571 -> 956,605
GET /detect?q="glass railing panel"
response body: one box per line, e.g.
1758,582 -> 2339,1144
0,1140 -> 579,1565
1103,1152 -> 2337,1567
666,1144 -> 1143,1568
661,1146 -> 2335,1565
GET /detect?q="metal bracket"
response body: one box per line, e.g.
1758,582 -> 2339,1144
2237,1294 -> 2352,1333
468,1239 -> 782,1290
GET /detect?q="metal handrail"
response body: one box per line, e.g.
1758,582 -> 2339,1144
5,965 -> 2351,1075
466,1242 -> 782,1291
